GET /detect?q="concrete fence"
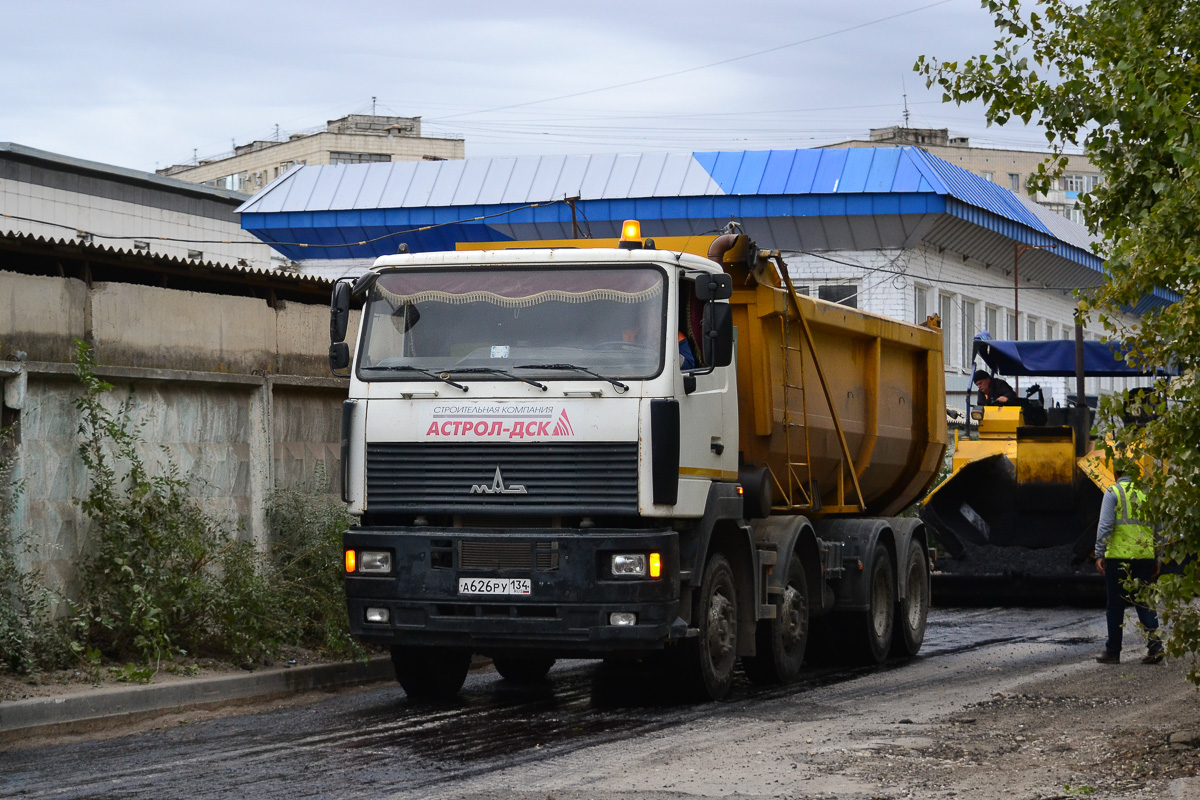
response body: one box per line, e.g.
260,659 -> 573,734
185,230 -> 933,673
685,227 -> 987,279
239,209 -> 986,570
0,269 -> 355,598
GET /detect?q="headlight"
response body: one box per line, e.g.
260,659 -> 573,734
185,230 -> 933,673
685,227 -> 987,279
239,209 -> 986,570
611,554 -> 647,577
358,550 -> 393,574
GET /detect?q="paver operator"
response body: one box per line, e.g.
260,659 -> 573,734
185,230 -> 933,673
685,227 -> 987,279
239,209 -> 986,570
972,369 -> 1017,405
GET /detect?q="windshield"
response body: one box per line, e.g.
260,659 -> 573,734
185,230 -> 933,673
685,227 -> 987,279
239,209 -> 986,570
357,266 -> 666,380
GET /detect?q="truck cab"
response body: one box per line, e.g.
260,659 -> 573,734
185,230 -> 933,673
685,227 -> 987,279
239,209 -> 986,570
335,233 -> 750,697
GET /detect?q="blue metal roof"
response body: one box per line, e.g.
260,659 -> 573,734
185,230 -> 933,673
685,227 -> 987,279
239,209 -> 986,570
238,146 -> 1100,275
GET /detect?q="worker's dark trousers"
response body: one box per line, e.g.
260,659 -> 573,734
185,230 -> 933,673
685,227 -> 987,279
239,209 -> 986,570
1103,558 -> 1162,658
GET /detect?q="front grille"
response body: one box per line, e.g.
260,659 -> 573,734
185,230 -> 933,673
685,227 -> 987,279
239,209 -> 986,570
458,540 -> 559,571
366,442 -> 639,515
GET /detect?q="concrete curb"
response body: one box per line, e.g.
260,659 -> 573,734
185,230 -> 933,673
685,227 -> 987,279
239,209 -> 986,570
0,654 -> 395,740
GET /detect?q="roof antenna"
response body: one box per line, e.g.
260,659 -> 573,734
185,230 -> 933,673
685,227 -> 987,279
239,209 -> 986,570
902,77 -> 911,128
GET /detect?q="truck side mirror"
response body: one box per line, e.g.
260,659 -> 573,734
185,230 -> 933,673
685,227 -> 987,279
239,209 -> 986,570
329,342 -> 350,372
694,273 -> 733,301
703,303 -> 734,368
330,281 -> 351,344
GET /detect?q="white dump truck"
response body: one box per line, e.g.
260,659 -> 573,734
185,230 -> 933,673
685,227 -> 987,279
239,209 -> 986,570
331,223 -> 947,700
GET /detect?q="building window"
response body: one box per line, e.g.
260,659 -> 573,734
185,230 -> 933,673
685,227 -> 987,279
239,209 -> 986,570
1027,317 -> 1038,341
818,284 -> 857,309
1007,312 -> 1017,340
961,300 -> 977,368
982,171 -> 994,182
1086,175 -> 1101,191
208,172 -> 246,191
914,285 -> 928,325
330,151 -> 392,165
985,306 -> 998,339
1045,322 -> 1056,340
940,294 -> 954,368
1061,174 -> 1086,192
1009,173 -> 1021,192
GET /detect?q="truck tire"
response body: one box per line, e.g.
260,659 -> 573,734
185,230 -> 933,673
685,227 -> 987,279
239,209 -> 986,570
681,553 -> 740,700
391,646 -> 471,700
841,544 -> 895,665
743,553 -> 808,685
492,655 -> 555,684
890,540 -> 929,658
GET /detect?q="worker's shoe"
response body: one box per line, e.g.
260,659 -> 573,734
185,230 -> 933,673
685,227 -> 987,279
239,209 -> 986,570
1095,652 -> 1120,664
1142,651 -> 1165,665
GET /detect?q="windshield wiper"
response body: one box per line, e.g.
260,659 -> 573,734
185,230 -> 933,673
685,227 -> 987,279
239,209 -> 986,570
362,365 -> 469,392
516,363 -> 629,393
450,367 -> 547,391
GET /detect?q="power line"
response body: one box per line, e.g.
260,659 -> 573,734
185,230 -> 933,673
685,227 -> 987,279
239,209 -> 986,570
800,249 -> 1088,293
437,0 -> 956,121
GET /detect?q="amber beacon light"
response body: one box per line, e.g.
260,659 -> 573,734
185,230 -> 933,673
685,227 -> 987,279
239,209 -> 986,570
345,549 -> 356,573
618,219 -> 643,249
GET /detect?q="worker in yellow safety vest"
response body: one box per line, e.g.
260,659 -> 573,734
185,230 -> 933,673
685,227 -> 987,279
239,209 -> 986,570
1094,469 -> 1163,665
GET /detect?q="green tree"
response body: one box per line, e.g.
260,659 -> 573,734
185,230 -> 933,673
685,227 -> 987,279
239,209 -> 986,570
916,0 -> 1200,682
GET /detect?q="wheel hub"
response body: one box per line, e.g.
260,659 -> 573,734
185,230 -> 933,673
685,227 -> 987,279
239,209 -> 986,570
707,592 -> 735,661
871,570 -> 890,637
780,585 -> 807,648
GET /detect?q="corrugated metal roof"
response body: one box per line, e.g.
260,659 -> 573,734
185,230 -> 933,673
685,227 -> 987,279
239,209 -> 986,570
236,146 -> 1141,301
0,229 -> 330,285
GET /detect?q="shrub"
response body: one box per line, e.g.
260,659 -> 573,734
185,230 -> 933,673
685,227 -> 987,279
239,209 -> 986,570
266,477 -> 363,660
71,340 -> 277,672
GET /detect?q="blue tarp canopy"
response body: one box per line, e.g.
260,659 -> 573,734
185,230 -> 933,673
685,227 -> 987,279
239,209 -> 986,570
975,339 -> 1175,377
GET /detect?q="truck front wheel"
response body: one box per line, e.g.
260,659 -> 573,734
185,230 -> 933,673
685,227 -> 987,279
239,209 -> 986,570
682,553 -> 740,700
743,553 -> 808,685
391,646 -> 471,700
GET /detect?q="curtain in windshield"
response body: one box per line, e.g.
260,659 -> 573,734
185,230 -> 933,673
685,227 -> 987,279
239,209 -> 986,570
358,266 -> 666,380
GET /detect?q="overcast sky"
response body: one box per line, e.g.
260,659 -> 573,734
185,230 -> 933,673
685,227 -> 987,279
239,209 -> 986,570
3,0 -> 1064,174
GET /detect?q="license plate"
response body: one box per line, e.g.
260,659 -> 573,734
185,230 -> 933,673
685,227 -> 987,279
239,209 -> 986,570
458,577 -> 531,596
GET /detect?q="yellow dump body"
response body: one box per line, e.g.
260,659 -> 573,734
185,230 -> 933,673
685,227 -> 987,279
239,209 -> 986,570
460,232 -> 948,518
718,240 -> 947,517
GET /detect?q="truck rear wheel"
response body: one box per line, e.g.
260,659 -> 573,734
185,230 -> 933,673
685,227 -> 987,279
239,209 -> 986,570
743,553 -> 808,685
891,540 -> 929,657
682,553 -> 739,700
391,646 -> 471,700
842,544 -> 895,665
492,655 -> 555,684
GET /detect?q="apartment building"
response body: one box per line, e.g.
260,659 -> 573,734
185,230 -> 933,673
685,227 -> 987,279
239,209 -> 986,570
158,114 -> 465,195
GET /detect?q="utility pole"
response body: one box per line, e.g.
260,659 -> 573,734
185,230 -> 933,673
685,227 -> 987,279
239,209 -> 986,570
566,196 -> 581,239
1011,242 -> 1057,395
1012,243 -> 1057,339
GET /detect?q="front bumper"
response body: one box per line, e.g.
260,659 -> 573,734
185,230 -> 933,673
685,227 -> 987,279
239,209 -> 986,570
344,526 -> 683,656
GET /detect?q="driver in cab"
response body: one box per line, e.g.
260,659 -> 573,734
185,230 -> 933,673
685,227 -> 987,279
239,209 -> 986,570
620,319 -> 695,370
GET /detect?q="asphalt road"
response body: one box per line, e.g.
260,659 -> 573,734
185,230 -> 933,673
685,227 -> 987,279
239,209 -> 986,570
0,607 -> 1104,800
